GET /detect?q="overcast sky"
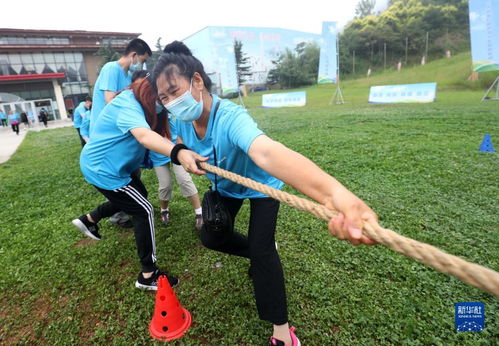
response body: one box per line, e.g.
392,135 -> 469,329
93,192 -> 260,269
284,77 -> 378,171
1,0 -> 388,48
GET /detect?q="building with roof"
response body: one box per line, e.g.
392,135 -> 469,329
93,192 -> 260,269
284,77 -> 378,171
0,28 -> 139,122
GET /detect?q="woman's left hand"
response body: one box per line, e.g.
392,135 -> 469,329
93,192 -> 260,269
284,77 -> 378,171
178,149 -> 208,175
325,189 -> 378,246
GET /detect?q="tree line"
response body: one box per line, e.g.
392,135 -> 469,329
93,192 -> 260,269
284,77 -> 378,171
265,0 -> 470,88
340,0 -> 470,76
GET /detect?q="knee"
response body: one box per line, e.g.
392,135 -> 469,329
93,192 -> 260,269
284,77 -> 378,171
249,240 -> 278,260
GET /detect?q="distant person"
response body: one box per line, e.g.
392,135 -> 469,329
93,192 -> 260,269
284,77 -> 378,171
39,108 -> 48,127
68,108 -> 74,121
88,38 -> 152,228
73,96 -> 92,147
79,107 -> 91,144
0,110 -> 7,127
27,110 -> 35,124
20,112 -> 29,129
72,76 -> 204,290
8,111 -> 20,135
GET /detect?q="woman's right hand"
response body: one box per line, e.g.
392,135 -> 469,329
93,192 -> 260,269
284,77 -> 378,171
178,149 -> 208,175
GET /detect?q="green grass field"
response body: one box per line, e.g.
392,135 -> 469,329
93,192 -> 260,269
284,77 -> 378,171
0,54 -> 498,345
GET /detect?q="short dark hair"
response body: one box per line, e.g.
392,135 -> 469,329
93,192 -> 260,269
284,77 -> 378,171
131,70 -> 150,83
125,38 -> 152,57
153,41 -> 212,92
85,96 -> 92,102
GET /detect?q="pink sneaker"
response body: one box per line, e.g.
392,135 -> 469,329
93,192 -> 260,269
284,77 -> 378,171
269,326 -> 301,346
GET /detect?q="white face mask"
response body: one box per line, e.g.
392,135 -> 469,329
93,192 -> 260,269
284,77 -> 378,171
164,78 -> 203,122
129,55 -> 143,72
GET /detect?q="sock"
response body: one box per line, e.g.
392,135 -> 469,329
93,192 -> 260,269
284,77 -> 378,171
161,208 -> 169,213
195,207 -> 202,215
81,214 -> 95,226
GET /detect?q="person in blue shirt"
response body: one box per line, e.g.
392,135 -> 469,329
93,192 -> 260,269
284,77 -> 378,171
0,110 -> 7,127
8,111 -> 20,135
89,38 -> 152,228
79,108 -> 91,144
72,76 -> 206,291
89,38 -> 152,138
153,41 -> 378,346
27,110 -> 35,124
73,96 -> 92,147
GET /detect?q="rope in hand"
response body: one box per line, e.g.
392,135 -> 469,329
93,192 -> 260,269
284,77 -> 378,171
198,161 -> 499,297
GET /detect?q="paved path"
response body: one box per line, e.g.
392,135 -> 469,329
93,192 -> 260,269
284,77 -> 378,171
0,119 -> 73,164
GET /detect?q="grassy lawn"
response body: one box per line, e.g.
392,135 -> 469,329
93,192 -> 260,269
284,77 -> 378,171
1,61 -> 498,344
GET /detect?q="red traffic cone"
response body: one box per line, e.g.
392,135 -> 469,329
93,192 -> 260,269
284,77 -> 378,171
149,276 -> 192,341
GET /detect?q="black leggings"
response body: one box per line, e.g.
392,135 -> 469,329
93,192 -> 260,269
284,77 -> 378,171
11,123 -> 19,134
200,196 -> 287,325
90,175 -> 157,272
75,128 -> 86,147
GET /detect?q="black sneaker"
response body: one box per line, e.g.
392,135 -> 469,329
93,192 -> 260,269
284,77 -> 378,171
72,215 -> 101,240
135,269 -> 179,290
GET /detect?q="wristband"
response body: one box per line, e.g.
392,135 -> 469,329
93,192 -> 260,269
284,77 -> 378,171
171,143 -> 188,165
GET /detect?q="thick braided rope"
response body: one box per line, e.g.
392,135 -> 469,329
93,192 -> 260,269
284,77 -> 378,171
198,162 -> 499,297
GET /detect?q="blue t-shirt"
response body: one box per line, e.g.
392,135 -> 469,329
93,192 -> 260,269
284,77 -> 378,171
149,114 -> 178,167
73,101 -> 86,128
79,109 -> 91,138
80,89 -> 150,190
0,112 -> 6,120
89,61 -> 131,137
8,113 -> 20,123
175,95 -> 283,199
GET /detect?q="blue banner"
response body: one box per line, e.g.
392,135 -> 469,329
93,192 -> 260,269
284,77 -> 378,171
368,83 -> 437,103
317,22 -> 337,84
262,91 -> 306,108
469,0 -> 499,72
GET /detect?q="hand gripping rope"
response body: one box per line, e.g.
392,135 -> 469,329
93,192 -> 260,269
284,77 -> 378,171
197,162 -> 499,297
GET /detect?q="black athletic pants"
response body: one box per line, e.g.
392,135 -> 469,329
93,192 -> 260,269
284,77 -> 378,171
89,175 -> 157,273
200,196 -> 288,325
75,128 -> 86,147
11,123 -> 19,135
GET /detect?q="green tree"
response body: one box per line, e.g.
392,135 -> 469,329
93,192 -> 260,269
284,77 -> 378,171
267,42 -> 320,88
94,42 -> 120,74
340,0 -> 470,75
355,0 -> 376,18
146,38 -> 163,72
234,40 -> 252,85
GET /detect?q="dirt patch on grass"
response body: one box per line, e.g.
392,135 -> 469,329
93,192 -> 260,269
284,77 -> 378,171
75,238 -> 98,247
76,294 -> 102,340
119,230 -> 134,239
0,293 -> 51,345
